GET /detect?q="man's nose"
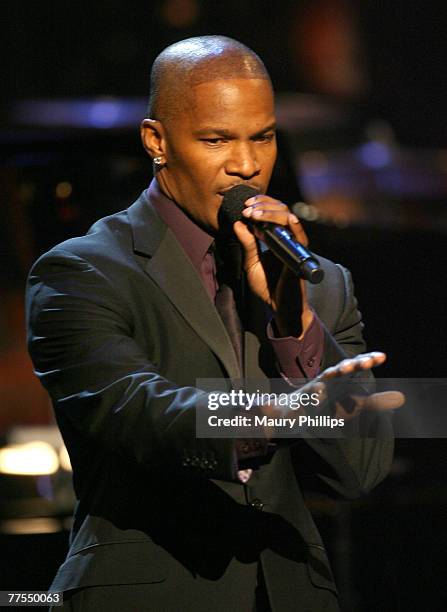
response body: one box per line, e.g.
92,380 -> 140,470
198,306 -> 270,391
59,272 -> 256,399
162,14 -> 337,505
225,142 -> 260,178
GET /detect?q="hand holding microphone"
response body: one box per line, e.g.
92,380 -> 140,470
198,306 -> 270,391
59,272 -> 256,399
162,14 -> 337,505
218,185 -> 322,338
219,185 -> 324,284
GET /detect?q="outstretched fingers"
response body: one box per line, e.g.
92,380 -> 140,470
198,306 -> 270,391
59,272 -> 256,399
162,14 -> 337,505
319,352 -> 387,381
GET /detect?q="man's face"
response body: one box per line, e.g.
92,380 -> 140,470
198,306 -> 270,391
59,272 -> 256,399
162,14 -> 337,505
157,78 -> 277,232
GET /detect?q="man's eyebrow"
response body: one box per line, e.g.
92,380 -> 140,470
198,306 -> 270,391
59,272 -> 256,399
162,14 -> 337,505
193,123 -> 276,138
193,128 -> 235,137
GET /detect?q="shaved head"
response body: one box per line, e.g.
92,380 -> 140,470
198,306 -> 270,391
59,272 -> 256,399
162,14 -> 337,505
148,36 -> 271,122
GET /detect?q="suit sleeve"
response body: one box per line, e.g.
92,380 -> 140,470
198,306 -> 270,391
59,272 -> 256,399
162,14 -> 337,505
291,263 -> 394,499
26,248 -> 239,482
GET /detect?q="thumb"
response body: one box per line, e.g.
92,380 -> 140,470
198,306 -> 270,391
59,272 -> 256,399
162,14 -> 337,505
233,221 -> 259,262
363,391 -> 405,412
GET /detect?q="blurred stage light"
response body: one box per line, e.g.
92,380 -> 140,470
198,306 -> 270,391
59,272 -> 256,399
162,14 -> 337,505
13,98 -> 147,129
55,181 -> 73,199
1,517 -> 62,535
293,201 -> 320,221
0,427 -> 76,520
357,141 -> 392,168
88,100 -> 121,128
160,0 -> 199,29
59,445 -> 72,472
0,442 -> 59,476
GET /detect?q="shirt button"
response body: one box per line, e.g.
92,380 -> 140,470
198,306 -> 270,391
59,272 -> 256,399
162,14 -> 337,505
250,498 -> 264,511
307,357 -> 315,367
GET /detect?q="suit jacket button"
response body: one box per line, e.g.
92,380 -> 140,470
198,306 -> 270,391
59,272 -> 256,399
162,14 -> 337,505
250,498 -> 264,511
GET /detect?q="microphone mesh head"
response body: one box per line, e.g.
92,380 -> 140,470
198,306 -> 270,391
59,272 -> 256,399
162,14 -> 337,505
218,185 -> 259,235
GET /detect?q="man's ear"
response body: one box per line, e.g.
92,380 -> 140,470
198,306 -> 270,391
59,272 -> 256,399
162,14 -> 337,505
140,118 -> 166,160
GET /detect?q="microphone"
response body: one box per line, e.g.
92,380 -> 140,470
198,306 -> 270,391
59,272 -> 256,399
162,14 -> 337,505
219,185 -> 324,284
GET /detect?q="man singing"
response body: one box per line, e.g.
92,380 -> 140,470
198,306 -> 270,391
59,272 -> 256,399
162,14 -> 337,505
27,36 -> 402,611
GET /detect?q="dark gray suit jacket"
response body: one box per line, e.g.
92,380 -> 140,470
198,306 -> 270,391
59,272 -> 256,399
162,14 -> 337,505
26,187 -> 393,611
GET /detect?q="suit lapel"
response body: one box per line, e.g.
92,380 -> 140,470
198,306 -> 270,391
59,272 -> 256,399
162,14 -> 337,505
127,188 -> 242,381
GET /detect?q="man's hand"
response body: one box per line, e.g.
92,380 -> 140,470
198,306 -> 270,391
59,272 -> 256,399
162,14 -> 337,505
237,351 -> 404,482
262,351 -> 405,420
233,194 -> 313,339
315,351 -> 405,419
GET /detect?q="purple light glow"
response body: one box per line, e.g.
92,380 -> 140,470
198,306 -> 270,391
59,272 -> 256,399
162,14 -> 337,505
357,141 -> 392,168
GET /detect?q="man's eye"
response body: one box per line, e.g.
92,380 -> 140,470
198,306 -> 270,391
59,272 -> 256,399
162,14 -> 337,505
256,133 -> 275,142
201,138 -> 225,145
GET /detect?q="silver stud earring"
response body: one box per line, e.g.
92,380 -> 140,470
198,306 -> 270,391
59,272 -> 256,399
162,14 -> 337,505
153,156 -> 164,166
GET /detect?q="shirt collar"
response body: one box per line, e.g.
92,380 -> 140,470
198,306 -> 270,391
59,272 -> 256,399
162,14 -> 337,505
147,179 -> 214,273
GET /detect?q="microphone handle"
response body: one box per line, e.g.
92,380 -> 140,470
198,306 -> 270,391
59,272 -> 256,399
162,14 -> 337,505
259,223 -> 325,284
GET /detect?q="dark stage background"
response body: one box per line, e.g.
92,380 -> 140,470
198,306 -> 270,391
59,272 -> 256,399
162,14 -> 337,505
1,2 -> 447,610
